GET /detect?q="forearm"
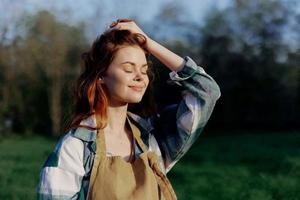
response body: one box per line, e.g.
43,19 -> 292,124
146,38 -> 185,72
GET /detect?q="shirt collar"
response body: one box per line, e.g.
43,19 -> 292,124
72,111 -> 153,142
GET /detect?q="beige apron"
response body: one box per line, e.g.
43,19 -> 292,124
86,115 -> 177,200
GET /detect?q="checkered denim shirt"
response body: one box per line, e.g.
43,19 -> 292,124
36,56 -> 221,200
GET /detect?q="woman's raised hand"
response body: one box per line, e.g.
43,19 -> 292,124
108,18 -> 184,72
108,19 -> 149,40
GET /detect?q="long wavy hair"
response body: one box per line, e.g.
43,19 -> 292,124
64,28 -> 157,132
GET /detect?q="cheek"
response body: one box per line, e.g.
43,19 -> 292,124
106,74 -> 131,91
145,76 -> 150,87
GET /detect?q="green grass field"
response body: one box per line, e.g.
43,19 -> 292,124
0,131 -> 299,200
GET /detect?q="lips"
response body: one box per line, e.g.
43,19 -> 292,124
128,86 -> 144,92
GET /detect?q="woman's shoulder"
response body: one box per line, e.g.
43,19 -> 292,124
42,131 -> 85,173
37,131 -> 86,199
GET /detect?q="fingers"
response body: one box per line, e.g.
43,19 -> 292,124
117,18 -> 133,23
108,23 -> 125,31
109,18 -> 134,28
107,18 -> 147,38
109,21 -> 118,28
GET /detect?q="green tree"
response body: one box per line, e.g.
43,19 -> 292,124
23,10 -> 87,136
0,10 -> 87,136
199,0 -> 300,130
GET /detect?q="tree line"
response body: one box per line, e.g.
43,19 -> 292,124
0,0 -> 299,137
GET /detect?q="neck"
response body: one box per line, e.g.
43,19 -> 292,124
103,103 -> 129,136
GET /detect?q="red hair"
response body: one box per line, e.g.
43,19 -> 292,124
64,28 -> 156,132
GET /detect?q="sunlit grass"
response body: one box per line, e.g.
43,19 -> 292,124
0,135 -> 56,200
0,131 -> 299,200
169,131 -> 300,200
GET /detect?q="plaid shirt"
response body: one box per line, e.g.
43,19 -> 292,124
36,56 -> 221,200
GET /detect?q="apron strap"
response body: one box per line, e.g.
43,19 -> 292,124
126,115 -> 149,152
147,152 -> 178,200
127,115 -> 177,200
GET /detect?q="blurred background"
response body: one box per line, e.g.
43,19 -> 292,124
0,0 -> 299,199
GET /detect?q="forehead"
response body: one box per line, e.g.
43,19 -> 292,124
112,45 -> 147,64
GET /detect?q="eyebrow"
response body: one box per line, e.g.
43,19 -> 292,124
121,61 -> 148,67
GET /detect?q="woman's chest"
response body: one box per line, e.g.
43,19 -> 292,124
104,132 -> 133,160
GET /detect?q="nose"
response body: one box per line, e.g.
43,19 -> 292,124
133,71 -> 144,82
133,76 -> 143,82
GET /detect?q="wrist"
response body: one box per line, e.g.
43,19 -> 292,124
145,37 -> 155,53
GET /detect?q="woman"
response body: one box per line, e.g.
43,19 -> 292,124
36,19 -> 221,200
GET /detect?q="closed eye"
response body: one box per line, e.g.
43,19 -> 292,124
141,68 -> 148,74
123,65 -> 133,73
141,66 -> 149,74
122,63 -> 149,74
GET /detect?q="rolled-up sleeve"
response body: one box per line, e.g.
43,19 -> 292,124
152,56 -> 221,173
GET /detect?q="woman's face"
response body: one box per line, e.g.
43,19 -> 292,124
101,45 -> 149,106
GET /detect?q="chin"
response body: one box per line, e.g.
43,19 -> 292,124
127,98 -> 143,104
125,92 -> 145,103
